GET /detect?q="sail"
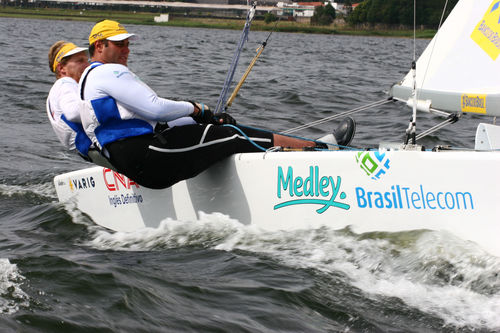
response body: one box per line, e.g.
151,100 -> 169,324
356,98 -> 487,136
390,0 -> 500,117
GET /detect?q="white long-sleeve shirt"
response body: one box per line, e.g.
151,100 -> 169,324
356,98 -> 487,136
80,63 -> 194,122
46,77 -> 83,150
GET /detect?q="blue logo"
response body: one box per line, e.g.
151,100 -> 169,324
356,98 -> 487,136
491,1 -> 500,23
356,151 -> 390,180
274,166 -> 350,214
355,185 -> 474,210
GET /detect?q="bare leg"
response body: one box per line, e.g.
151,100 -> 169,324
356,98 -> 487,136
273,134 -> 317,149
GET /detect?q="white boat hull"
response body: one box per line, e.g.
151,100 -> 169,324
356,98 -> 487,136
54,150 -> 500,257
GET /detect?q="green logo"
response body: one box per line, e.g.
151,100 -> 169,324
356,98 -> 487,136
356,151 -> 391,180
274,166 -> 350,214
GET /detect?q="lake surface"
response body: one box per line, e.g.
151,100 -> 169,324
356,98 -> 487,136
0,17 -> 499,332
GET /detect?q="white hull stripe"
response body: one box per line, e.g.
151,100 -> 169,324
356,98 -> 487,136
149,134 -> 271,153
199,124 -> 212,144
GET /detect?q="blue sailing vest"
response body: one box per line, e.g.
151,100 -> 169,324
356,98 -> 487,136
60,114 -> 92,156
81,62 -> 154,148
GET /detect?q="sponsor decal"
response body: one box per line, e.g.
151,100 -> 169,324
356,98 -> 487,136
69,176 -> 95,191
355,185 -> 474,210
91,32 -> 103,40
461,94 -> 487,114
102,168 -> 140,191
274,166 -> 350,214
356,151 -> 390,180
471,1 -> 500,60
102,169 -> 144,207
108,193 -> 144,208
113,71 -> 128,78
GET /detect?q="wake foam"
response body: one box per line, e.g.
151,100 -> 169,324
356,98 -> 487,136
0,182 -> 57,200
87,212 -> 244,251
85,213 -> 500,330
0,258 -> 29,315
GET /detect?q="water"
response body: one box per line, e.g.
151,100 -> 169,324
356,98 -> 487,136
0,17 -> 499,332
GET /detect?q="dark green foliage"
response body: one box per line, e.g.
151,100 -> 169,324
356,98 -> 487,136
264,12 -> 278,24
311,3 -> 336,26
347,0 -> 459,28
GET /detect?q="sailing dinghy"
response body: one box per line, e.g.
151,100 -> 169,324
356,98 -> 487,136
54,0 -> 500,257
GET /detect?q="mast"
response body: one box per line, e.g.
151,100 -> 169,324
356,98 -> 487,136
390,0 -> 500,118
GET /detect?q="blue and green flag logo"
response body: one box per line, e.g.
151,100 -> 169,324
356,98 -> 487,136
356,151 -> 391,180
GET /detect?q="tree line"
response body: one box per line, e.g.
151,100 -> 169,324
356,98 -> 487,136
346,0 -> 459,28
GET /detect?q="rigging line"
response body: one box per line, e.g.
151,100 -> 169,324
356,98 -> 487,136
405,0 -> 453,143
283,99 -> 391,134
225,18 -> 281,110
214,2 -> 257,114
417,0 -> 449,97
282,99 -> 391,134
405,0 -> 418,145
413,0 -> 416,63
237,124 -> 363,151
407,0 -> 450,144
415,114 -> 459,140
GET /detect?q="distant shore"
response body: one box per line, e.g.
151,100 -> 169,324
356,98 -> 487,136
0,7 -> 436,38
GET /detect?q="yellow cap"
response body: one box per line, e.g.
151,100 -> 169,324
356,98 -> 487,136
88,20 -> 135,45
52,42 -> 87,72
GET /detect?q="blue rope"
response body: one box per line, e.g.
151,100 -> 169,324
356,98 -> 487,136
223,124 -> 268,151
237,124 -> 360,151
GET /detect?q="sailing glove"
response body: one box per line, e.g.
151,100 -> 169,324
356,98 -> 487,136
190,102 -> 237,125
190,102 -> 215,124
214,113 -> 237,125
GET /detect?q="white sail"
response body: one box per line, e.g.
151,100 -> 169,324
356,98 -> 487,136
390,0 -> 500,117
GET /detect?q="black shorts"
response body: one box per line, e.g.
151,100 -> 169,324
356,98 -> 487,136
105,123 -> 274,189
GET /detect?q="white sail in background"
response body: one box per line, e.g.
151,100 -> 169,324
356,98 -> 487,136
390,0 -> 500,117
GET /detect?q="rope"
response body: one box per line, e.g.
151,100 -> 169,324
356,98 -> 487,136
237,124 -> 361,151
282,98 -> 391,134
415,113 -> 459,141
405,0 -> 450,144
226,44 -> 265,110
222,124 -> 268,151
214,3 -> 256,114
225,19 -> 279,110
405,0 -> 418,145
418,0 -> 449,97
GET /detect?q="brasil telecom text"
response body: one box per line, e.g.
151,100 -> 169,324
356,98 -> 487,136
355,185 -> 474,210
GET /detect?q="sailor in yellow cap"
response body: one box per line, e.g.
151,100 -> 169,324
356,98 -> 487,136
79,20 -> 335,189
88,19 -> 135,45
87,19 -> 136,66
47,41 -> 92,157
